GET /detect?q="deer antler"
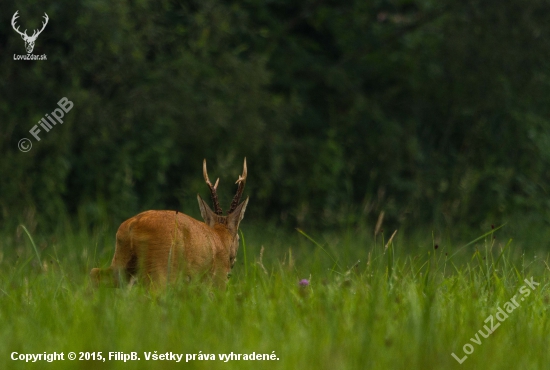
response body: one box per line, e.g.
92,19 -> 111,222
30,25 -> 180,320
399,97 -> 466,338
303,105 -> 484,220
228,158 -> 247,214
30,13 -> 49,39
11,11 -> 27,38
11,12 -> 49,39
203,159 -> 223,215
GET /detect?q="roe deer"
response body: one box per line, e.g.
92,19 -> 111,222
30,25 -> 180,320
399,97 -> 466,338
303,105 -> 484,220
90,158 -> 248,289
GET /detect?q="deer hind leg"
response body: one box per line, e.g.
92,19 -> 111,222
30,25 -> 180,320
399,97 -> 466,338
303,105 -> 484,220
90,235 -> 138,288
109,236 -> 138,287
90,267 -> 117,288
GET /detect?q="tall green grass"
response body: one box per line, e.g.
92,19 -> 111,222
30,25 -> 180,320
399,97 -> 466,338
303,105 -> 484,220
0,224 -> 548,369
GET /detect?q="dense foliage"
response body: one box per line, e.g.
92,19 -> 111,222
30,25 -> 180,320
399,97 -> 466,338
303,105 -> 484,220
2,0 -> 550,232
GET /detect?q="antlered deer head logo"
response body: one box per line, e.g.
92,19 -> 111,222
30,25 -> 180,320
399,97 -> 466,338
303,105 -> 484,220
11,11 -> 49,54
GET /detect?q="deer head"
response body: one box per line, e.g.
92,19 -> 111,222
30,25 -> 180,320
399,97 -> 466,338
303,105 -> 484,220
12,11 -> 49,54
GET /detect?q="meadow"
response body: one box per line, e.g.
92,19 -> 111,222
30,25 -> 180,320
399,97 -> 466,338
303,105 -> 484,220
0,222 -> 548,370
3,1 -> 548,369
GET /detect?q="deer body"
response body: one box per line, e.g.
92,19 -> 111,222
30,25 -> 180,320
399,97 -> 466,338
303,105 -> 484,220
91,159 -> 248,289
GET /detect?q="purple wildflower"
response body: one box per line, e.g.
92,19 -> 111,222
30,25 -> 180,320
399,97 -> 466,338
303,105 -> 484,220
299,279 -> 310,287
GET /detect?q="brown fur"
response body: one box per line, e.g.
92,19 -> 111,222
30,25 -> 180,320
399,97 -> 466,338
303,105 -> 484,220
90,161 -> 248,290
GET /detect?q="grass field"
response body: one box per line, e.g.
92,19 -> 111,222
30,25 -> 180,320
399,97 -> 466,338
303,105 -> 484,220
0,223 -> 548,369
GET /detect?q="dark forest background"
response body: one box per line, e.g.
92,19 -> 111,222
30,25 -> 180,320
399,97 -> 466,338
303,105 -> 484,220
2,0 -> 550,236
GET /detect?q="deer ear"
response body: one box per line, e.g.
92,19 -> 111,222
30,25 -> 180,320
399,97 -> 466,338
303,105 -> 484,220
197,194 -> 217,227
227,197 -> 249,235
